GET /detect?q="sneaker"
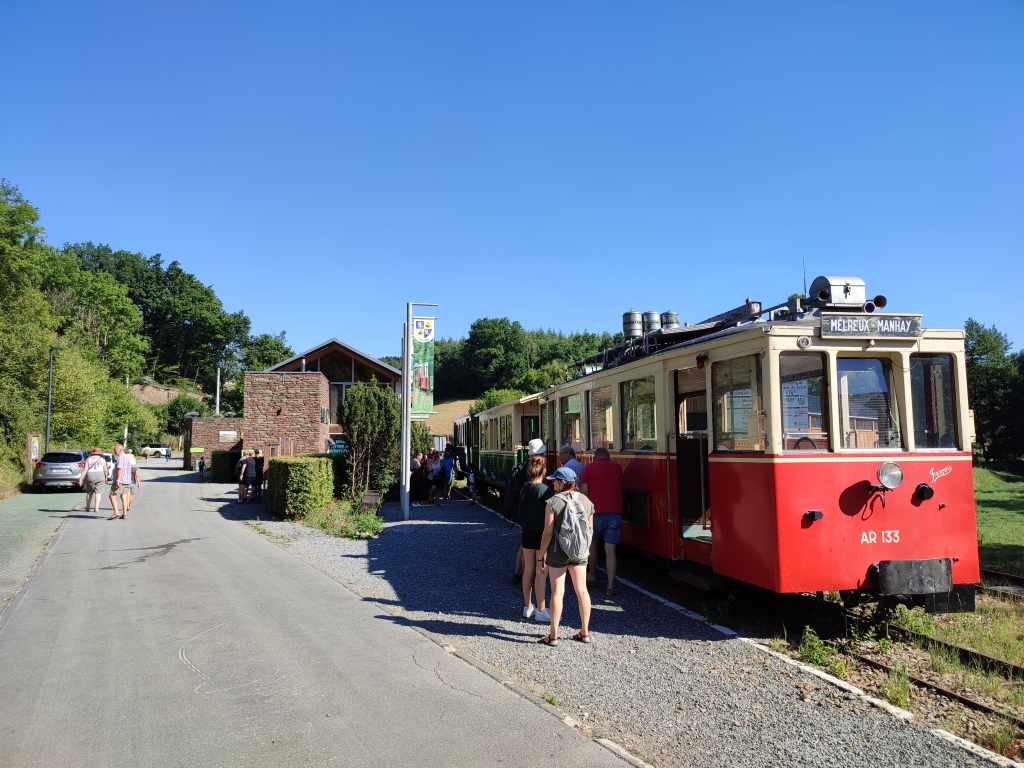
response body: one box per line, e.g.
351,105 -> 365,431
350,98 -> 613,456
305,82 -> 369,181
534,608 -> 551,623
522,605 -> 535,619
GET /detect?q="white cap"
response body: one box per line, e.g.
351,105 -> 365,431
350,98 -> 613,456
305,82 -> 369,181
527,439 -> 546,455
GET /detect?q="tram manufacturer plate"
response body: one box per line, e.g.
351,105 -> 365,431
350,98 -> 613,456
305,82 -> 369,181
820,313 -> 923,339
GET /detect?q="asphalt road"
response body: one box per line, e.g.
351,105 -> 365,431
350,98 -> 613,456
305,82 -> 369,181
0,462 -> 625,768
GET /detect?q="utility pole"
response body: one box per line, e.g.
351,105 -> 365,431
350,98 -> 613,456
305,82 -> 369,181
124,375 -> 129,446
44,347 -> 62,451
215,365 -> 221,416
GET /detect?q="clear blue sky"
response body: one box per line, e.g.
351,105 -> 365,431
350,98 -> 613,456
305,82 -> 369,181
3,1 -> 1022,358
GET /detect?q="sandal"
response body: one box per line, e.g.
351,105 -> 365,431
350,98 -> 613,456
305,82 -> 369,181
573,632 -> 591,644
107,514 -> 118,520
539,635 -> 559,647
606,587 -> 618,596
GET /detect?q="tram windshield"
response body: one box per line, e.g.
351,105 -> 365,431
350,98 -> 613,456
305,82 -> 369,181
560,394 -> 583,451
910,354 -> 957,449
588,386 -> 614,450
779,353 -> 829,451
837,357 -> 902,450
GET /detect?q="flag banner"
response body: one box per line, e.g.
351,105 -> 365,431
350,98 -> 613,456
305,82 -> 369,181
412,318 -> 435,415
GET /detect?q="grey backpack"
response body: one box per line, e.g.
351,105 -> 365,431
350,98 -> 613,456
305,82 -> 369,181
556,492 -> 591,560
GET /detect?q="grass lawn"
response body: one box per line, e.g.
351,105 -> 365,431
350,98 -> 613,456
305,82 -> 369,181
974,467 -> 1024,575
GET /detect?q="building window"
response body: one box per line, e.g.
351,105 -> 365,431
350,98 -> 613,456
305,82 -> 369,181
620,376 -> 657,451
910,354 -> 957,449
712,356 -> 764,452
837,357 -> 902,449
560,394 -> 583,452
779,353 -> 829,451
588,385 -> 614,450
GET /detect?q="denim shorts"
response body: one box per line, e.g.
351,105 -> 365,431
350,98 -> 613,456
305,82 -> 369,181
593,513 -> 622,545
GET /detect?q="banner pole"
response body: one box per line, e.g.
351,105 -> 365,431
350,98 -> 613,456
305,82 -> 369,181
401,306 -> 412,520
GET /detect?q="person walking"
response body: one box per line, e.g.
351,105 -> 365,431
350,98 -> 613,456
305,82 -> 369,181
108,443 -> 133,519
253,450 -> 265,501
165,446 -> 171,462
235,452 -> 247,502
82,448 -> 109,515
239,450 -> 257,503
580,447 -> 625,595
441,447 -> 455,501
518,454 -> 553,623
558,444 -> 585,480
537,467 -> 594,646
197,457 -> 205,477
126,449 -> 140,513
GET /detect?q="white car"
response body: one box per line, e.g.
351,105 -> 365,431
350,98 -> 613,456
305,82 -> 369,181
140,443 -> 169,458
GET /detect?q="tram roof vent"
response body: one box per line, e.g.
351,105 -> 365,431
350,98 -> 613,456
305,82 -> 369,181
806,276 -> 866,309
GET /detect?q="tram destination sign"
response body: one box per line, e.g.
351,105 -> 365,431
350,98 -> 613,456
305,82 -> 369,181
820,313 -> 923,339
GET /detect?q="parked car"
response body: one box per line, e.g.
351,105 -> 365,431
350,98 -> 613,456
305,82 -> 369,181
103,452 -> 115,476
140,443 -> 169,458
33,450 -> 87,492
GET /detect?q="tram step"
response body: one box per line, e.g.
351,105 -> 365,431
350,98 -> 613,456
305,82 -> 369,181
669,570 -> 715,591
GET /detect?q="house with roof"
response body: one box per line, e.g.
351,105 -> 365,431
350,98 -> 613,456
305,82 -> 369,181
182,339 -> 401,468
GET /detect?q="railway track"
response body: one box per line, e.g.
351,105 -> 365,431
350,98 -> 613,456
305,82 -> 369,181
981,569 -> 1024,602
847,649 -> 1024,731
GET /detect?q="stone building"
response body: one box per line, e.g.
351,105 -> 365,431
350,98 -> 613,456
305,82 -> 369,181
183,339 -> 400,469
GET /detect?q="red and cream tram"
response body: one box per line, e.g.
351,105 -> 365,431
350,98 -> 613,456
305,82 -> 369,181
525,276 -> 978,610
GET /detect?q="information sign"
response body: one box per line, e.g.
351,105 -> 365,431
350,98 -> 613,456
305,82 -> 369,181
820,314 -> 923,339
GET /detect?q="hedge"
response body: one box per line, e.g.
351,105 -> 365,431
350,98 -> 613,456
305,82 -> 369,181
265,456 -> 333,518
209,450 -> 242,483
304,452 -> 350,498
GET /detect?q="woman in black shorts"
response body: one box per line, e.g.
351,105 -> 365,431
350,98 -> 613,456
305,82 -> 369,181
518,455 -> 553,622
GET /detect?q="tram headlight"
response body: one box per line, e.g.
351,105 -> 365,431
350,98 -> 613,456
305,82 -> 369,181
877,462 -> 904,490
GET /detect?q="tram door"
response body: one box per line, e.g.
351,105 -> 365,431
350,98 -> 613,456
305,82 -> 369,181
675,368 -> 711,532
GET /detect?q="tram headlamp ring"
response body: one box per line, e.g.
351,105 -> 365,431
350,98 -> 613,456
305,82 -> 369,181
877,462 -> 904,491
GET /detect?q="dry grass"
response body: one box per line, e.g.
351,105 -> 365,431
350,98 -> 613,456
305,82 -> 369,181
894,597 -> 1024,668
421,398 -> 475,438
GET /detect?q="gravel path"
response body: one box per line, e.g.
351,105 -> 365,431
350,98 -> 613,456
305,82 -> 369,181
216,491 -> 989,768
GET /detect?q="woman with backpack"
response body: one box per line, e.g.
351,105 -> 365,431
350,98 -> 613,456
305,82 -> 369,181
537,466 -> 594,646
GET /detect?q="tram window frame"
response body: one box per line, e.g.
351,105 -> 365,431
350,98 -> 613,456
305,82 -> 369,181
540,404 -> 548,449
480,420 -> 489,451
588,385 -> 614,451
711,355 -> 765,453
779,352 -> 830,452
620,376 -> 657,451
560,393 -> 584,453
910,353 -> 958,450
836,356 -> 903,450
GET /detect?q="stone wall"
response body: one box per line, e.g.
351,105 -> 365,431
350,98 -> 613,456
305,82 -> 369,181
183,417 -> 243,470
241,372 -> 330,457
182,372 -> 330,470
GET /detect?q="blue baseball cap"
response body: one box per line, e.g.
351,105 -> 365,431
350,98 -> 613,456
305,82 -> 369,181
546,467 -> 577,483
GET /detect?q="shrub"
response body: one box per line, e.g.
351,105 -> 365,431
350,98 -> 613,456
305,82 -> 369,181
340,380 -> 400,505
304,501 -> 384,539
209,450 -> 242,483
798,626 -> 833,666
882,662 -> 910,708
266,456 -> 332,518
304,452 -> 350,499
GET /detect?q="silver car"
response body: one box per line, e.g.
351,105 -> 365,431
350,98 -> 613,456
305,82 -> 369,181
32,450 -> 87,492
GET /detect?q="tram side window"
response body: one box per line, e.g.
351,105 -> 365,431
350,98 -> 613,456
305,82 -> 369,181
588,385 -> 614,450
620,376 -> 657,450
560,394 -> 583,452
547,402 -> 557,452
779,353 -> 829,451
910,354 -> 957,449
837,357 -> 902,449
503,415 -> 513,451
540,405 -> 548,448
712,356 -> 764,452
480,420 -> 489,451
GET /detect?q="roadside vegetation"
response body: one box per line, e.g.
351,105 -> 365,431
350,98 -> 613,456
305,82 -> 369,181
304,500 -> 385,540
975,468 -> 1024,575
0,179 -> 294,494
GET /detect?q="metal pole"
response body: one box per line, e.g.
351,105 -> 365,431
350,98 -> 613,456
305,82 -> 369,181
124,376 -> 129,445
45,348 -> 56,451
400,317 -> 411,519
215,366 -> 221,416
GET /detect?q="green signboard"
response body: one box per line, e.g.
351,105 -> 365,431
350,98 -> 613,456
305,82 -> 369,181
412,317 -> 435,415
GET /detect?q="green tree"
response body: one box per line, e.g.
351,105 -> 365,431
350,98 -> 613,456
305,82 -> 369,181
378,355 -> 402,370
462,318 -> 528,395
411,421 -> 433,456
167,394 -> 208,433
243,331 -> 294,371
965,319 -> 1022,464
469,388 -> 528,416
0,180 -> 45,303
340,380 -> 401,504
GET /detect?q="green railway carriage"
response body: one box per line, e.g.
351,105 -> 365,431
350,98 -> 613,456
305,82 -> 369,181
453,394 -> 542,492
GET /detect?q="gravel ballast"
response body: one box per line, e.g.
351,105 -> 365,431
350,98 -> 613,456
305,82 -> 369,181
217,491 -> 991,768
